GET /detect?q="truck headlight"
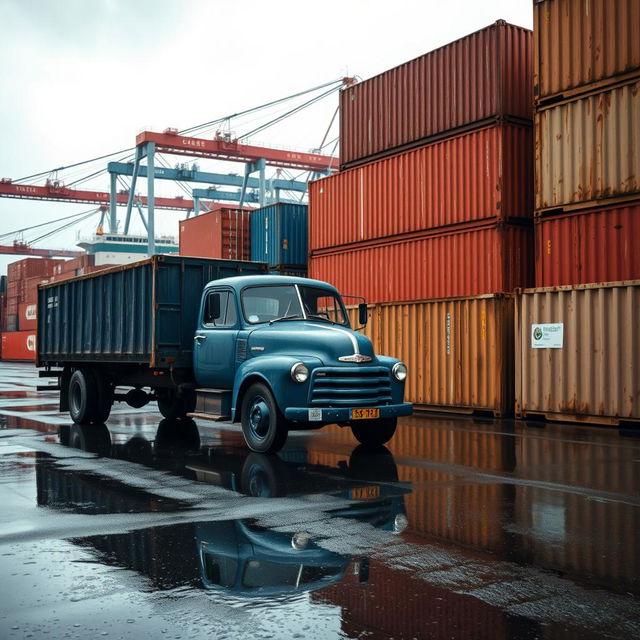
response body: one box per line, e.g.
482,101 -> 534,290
392,362 -> 407,381
290,362 -> 309,383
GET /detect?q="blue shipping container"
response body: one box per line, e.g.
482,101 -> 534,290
250,203 -> 308,268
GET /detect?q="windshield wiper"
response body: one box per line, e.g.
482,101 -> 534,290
269,314 -> 304,325
306,314 -> 338,325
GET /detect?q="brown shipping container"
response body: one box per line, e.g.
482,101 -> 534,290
348,296 -> 515,415
534,0 -> 640,103
535,79 -> 640,212
311,124 -> 533,251
310,221 -> 532,303
340,20 -> 532,168
1,331 -> 36,361
18,302 -> 37,331
179,208 -> 251,260
535,203 -> 640,287
515,281 -> 640,425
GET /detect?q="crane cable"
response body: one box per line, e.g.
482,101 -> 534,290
0,207 -> 101,241
29,208 -> 102,244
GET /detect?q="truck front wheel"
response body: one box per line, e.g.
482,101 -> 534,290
68,369 -> 99,424
350,417 -> 397,447
240,383 -> 287,453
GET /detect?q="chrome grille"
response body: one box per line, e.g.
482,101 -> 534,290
310,366 -> 392,407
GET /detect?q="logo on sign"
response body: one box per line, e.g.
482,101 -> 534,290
26,335 -> 36,352
533,327 -> 543,340
26,305 -> 37,320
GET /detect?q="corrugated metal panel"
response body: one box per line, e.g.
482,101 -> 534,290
535,203 -> 640,286
348,296 -> 514,415
535,79 -> 640,211
179,208 -> 251,261
534,0 -> 640,102
311,124 -> 533,251
340,20 -> 532,168
310,221 -> 533,302
37,256 -> 267,368
250,203 -> 308,268
515,280 -> 640,423
1,331 -> 36,361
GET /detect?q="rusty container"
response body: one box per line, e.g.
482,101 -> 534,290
310,220 -> 532,303
310,123 -> 533,251
535,202 -> 640,286
534,0 -> 640,104
515,280 -> 640,425
348,295 -> 515,415
179,207 -> 251,261
340,20 -> 532,168
535,79 -> 640,212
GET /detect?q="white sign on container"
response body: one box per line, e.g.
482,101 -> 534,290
531,323 -> 564,349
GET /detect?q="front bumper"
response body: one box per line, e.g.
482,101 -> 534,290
284,402 -> 413,423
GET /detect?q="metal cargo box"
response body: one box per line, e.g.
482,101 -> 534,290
37,255 -> 267,368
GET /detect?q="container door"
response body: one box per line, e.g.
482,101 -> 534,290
194,289 -> 239,389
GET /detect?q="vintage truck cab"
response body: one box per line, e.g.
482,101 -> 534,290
190,275 -> 413,453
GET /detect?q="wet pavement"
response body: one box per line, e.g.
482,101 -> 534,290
0,362 -> 639,639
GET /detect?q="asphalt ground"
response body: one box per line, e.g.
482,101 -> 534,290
0,361 -> 639,639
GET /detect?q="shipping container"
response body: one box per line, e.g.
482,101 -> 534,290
18,302 -> 37,331
1,331 -> 36,361
311,123 -> 533,251
535,79 -> 640,212
348,295 -> 514,415
37,255 -> 268,369
7,257 -> 61,282
340,20 -> 532,168
179,208 -> 251,261
51,254 -> 95,276
250,203 -> 308,268
534,0 -> 640,104
310,221 -> 532,303
515,280 -> 640,425
535,203 -> 640,287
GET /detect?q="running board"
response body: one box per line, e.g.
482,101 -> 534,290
188,388 -> 232,422
187,412 -> 231,422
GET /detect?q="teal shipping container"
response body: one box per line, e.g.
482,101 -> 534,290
250,203 -> 308,269
37,255 -> 267,369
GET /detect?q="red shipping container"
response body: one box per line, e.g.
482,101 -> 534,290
52,254 -> 94,276
535,203 -> 640,287
311,123 -> 532,252
18,302 -> 37,331
340,20 -> 532,168
180,208 -> 251,260
309,221 -> 532,303
7,257 -> 61,283
23,276 -> 49,304
1,331 -> 36,361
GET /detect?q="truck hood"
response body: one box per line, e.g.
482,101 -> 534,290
246,322 -> 376,365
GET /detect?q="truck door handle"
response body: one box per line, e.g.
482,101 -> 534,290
194,334 -> 206,342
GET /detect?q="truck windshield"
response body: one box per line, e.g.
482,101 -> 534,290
241,285 -> 348,325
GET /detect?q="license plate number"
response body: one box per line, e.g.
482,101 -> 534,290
350,485 -> 380,500
351,408 -> 380,420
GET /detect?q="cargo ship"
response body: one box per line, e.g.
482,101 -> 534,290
76,231 -> 179,265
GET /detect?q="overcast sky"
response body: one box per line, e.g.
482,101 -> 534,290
0,0 -> 533,275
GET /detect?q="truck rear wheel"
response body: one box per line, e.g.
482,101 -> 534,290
156,388 -> 196,419
68,369 -> 99,424
92,370 -> 113,423
240,383 -> 287,453
350,417 -> 397,447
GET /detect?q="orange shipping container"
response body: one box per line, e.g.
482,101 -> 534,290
535,79 -> 640,212
340,20 -> 532,168
534,0 -> 640,103
348,295 -> 514,415
515,281 -> 640,425
179,208 -> 251,260
1,331 -> 36,361
311,123 -> 533,251
18,303 -> 37,331
310,221 -> 532,303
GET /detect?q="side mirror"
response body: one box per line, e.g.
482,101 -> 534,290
207,293 -> 221,324
358,302 -> 368,327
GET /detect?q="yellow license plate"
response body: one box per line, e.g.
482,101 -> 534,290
350,485 -> 380,500
351,408 -> 380,420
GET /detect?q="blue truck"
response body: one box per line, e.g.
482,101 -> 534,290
37,255 -> 412,453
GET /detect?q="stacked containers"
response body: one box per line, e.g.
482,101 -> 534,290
250,203 -> 308,273
309,21 -> 534,415
515,0 -> 640,425
179,206 -> 252,261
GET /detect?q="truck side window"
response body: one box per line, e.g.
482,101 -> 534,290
204,291 -> 237,328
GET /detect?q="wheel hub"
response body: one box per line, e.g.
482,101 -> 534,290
248,398 -> 270,437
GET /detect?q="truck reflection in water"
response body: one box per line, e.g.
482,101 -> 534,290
42,420 -> 410,599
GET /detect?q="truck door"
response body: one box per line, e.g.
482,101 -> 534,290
194,288 -> 239,389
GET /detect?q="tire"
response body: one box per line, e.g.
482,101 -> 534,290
350,417 -> 397,447
91,370 -> 113,423
68,369 -> 99,424
240,383 -> 288,453
156,388 -> 196,419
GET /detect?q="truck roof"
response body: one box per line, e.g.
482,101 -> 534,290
205,274 -> 341,293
